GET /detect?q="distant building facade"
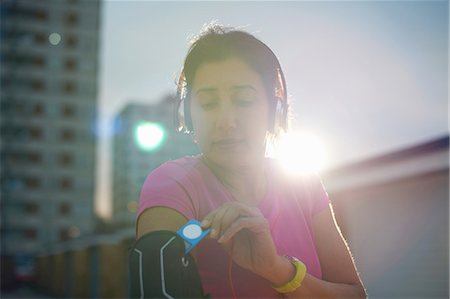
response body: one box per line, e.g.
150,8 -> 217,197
323,136 -> 449,298
112,98 -> 199,227
0,0 -> 101,259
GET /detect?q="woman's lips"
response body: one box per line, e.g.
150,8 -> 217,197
213,138 -> 245,149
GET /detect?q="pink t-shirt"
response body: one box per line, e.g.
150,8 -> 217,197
137,155 -> 330,298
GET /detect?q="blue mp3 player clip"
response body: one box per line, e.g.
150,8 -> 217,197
177,219 -> 210,254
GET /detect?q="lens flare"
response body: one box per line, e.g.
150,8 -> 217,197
49,33 -> 61,45
276,131 -> 327,176
134,122 -> 166,151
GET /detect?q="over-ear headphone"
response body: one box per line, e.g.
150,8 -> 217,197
174,64 -> 289,135
272,67 -> 289,134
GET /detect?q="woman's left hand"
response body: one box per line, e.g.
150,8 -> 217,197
201,202 -> 282,280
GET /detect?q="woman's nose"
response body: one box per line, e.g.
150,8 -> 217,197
216,104 -> 237,131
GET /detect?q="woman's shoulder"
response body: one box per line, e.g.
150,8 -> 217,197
265,157 -> 329,215
147,155 -> 204,182
265,157 -> 326,193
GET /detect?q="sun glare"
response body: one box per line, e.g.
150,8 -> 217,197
134,122 -> 166,151
276,131 -> 327,176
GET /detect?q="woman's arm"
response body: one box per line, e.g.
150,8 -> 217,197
132,207 -> 210,298
270,204 -> 367,298
136,206 -> 188,239
202,201 -> 366,298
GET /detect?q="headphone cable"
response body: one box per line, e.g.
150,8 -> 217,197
228,239 -> 237,299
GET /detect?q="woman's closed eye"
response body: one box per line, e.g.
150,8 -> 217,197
199,99 -> 219,110
232,87 -> 257,108
234,98 -> 254,107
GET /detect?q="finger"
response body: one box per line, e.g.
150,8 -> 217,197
201,205 -> 230,238
234,202 -> 263,218
213,203 -> 261,238
201,208 -> 220,228
201,202 -> 233,227
202,203 -> 262,238
209,203 -> 237,239
217,207 -> 238,238
218,216 -> 269,243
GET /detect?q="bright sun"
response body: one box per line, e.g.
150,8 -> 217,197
275,131 -> 328,176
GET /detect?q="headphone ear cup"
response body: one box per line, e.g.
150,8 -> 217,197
184,97 -> 193,132
175,98 -> 186,133
270,96 -> 288,134
175,70 -> 194,134
272,67 -> 288,134
174,97 -> 193,134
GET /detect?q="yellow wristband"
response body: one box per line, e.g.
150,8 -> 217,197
272,256 -> 307,294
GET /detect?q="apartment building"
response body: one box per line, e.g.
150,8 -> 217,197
112,98 -> 199,227
0,0 -> 101,257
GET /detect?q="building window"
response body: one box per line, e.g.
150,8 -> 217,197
32,79 -> 45,91
63,81 -> 76,94
34,9 -> 48,21
68,226 -> 80,238
24,202 -> 39,215
59,177 -> 73,191
28,151 -> 42,164
33,103 -> 44,116
29,126 -> 43,140
64,57 -> 77,71
58,152 -> 73,166
62,104 -> 76,118
25,177 -> 41,190
66,34 -> 78,48
59,202 -> 71,216
35,32 -> 46,45
60,128 -> 75,142
33,56 -> 46,67
24,228 -> 38,240
59,228 -> 69,241
64,12 -> 79,26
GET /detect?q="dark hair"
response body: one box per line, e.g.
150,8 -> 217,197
176,22 -> 288,134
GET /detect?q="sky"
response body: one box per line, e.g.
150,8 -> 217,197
96,0 -> 448,218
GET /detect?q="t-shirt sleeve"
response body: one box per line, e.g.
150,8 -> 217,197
137,163 -> 196,222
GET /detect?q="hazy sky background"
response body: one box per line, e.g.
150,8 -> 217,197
97,0 -> 448,218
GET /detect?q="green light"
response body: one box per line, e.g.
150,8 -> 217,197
134,122 -> 166,151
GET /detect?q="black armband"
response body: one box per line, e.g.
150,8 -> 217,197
129,230 -> 209,298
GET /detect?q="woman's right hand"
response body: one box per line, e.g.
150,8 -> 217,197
201,202 -> 293,285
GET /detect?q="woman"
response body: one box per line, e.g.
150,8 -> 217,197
136,23 -> 366,298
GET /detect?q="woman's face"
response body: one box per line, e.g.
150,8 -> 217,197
190,57 -> 270,169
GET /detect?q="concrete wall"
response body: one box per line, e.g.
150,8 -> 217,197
51,253 -> 65,298
72,249 -> 90,298
98,242 -> 128,298
32,235 -> 135,298
330,169 -> 449,298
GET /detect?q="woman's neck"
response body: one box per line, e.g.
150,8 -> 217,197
201,155 -> 267,205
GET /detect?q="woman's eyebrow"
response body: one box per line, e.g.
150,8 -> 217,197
195,87 -> 218,96
232,85 -> 257,92
195,85 -> 256,95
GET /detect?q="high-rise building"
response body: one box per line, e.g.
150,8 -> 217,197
0,0 -> 101,257
112,97 -> 199,226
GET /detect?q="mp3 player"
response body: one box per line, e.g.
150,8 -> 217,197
177,219 -> 210,254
